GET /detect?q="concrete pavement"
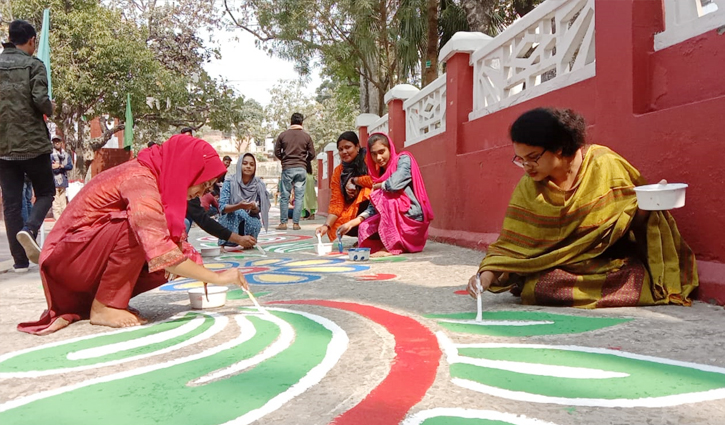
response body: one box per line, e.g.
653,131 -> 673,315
0,213 -> 724,425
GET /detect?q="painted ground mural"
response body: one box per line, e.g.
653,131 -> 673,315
1,231 -> 724,424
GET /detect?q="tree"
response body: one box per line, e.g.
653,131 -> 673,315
264,79 -> 358,156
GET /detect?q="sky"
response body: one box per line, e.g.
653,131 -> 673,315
203,30 -> 321,106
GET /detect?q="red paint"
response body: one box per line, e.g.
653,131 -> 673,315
454,290 -> 468,296
355,274 -> 397,281
387,99 -> 407,153
268,300 -> 440,425
317,0 -> 725,303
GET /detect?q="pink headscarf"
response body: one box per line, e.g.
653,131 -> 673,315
137,134 -> 227,242
359,133 -> 434,254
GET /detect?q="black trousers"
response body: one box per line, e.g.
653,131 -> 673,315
0,154 -> 55,265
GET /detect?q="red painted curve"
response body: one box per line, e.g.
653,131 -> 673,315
268,300 -> 441,425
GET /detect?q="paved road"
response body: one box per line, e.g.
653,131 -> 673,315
0,215 -> 724,425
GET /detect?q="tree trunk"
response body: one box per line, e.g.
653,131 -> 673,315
460,0 -> 494,34
423,0 -> 439,86
514,0 -> 538,17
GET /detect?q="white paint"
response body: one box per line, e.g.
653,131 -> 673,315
439,333 -> 627,379
402,408 -> 561,425
0,313 -> 226,379
222,307 -> 349,425
455,358 -> 628,380
436,319 -> 555,326
469,0 -> 596,121
384,84 -> 420,104
67,316 -> 206,360
404,75 -> 446,148
655,0 -> 724,51
438,32 -> 493,63
437,334 -> 725,407
0,314 -> 253,412
191,311 -> 292,384
452,378 -> 725,408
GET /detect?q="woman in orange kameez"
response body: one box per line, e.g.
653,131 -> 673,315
315,131 -> 373,241
18,135 -> 248,335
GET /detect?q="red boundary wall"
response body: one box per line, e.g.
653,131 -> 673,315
319,0 -> 725,305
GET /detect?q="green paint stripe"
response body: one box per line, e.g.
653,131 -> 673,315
426,312 -> 629,337
227,290 -> 270,300
0,311 -> 333,425
451,348 -> 725,399
0,313 -> 211,372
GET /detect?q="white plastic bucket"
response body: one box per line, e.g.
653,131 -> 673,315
188,286 -> 228,309
633,183 -> 688,211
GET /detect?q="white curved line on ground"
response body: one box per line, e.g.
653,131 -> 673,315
0,312 -> 224,379
437,332 -> 627,379
444,340 -> 725,374
0,314 -> 254,413
436,319 -> 555,326
436,334 -> 725,407
402,408 -> 561,425
222,307 -> 349,425
191,312 -> 294,385
451,378 -> 725,407
67,316 -> 206,360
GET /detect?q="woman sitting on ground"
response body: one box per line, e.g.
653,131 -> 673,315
217,153 -> 270,246
336,133 -> 434,257
466,107 -> 698,308
316,131 -> 374,241
18,135 -> 249,335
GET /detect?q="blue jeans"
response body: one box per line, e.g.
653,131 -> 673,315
21,179 -> 33,224
279,167 -> 307,224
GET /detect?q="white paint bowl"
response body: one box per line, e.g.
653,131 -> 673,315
348,248 -> 370,261
200,246 -> 221,257
633,183 -> 688,211
188,286 -> 228,309
316,243 -> 333,256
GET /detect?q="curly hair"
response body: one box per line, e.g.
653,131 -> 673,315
510,108 -> 586,157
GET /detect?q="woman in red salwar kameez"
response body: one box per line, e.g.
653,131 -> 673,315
18,135 -> 248,335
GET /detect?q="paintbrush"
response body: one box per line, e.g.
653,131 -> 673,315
475,274 -> 483,322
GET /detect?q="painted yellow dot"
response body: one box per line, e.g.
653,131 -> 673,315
254,274 -> 306,283
288,267 -> 357,273
284,260 -> 337,267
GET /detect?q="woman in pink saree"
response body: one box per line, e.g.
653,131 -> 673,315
336,133 -> 434,256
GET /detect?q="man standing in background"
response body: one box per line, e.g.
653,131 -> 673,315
51,135 -> 73,219
0,20 -> 56,270
274,112 -> 314,231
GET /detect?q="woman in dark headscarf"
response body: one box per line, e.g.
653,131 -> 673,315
315,131 -> 373,241
217,153 -> 270,246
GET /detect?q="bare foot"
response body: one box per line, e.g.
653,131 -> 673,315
370,250 -> 393,258
36,317 -> 71,336
90,299 -> 147,328
126,306 -> 148,323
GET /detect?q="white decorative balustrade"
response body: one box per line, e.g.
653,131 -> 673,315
469,0 -> 596,121
404,75 -> 446,147
368,114 -> 389,136
655,0 -> 723,50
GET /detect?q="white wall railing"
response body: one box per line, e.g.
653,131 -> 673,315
469,0 -> 596,121
368,114 -> 389,136
404,75 -> 447,147
655,0 -> 723,51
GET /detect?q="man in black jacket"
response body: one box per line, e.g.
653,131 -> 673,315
0,20 -> 56,271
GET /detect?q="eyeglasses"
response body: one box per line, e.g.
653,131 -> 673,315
512,149 -> 546,168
